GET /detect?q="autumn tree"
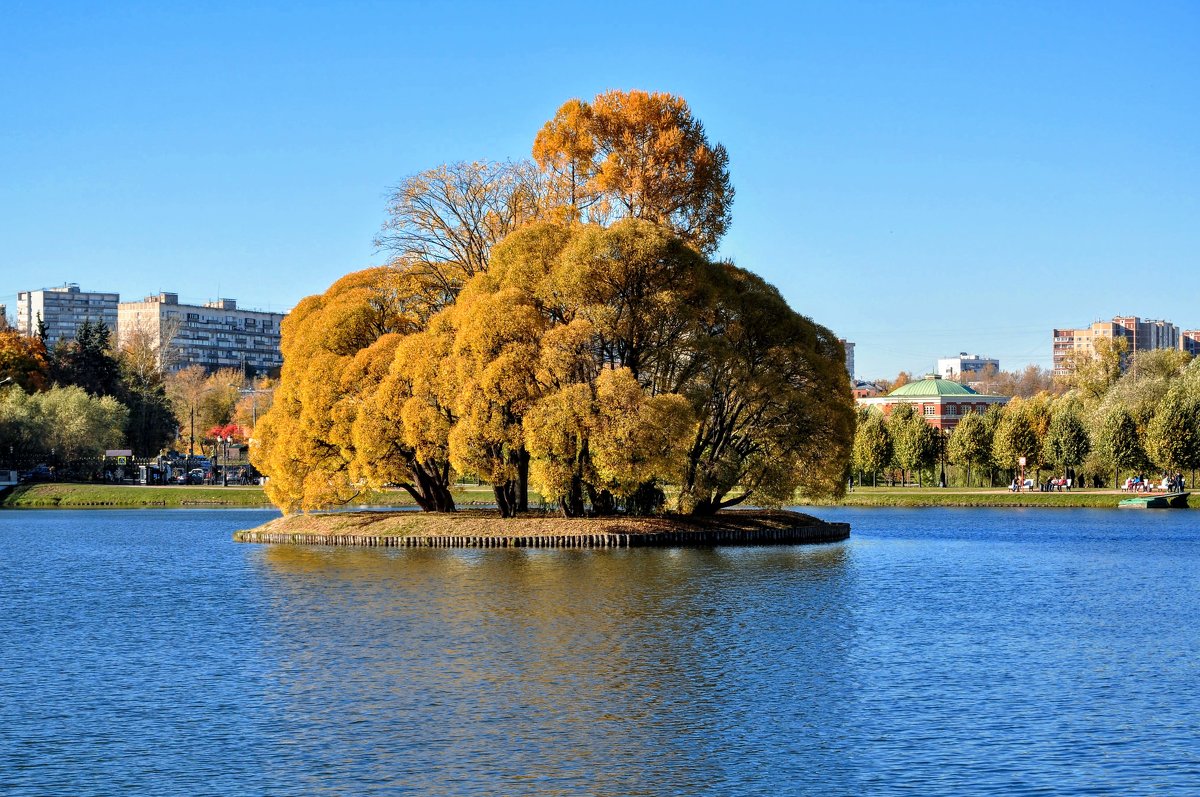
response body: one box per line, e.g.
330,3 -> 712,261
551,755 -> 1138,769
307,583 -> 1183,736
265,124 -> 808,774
985,365 -> 1060,398
254,265 -> 457,513
679,261 -> 853,511
534,90 -> 733,252
258,92 -> 853,518
1061,337 -> 1127,403
0,329 -> 49,391
374,160 -> 544,301
117,348 -> 176,457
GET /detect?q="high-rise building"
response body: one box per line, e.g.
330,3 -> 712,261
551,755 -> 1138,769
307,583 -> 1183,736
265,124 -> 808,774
118,293 -> 285,376
1052,316 -> 1181,375
839,339 -> 855,379
15,284 -> 120,346
937,353 -> 999,380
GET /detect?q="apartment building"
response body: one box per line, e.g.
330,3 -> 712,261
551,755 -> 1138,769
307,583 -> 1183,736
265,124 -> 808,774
937,353 -> 999,380
15,284 -> 120,346
1182,331 -> 1200,357
839,339 -> 855,379
118,293 -> 285,376
1052,316 -> 1182,376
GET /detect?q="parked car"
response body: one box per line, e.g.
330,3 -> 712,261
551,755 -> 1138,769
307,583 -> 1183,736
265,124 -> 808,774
172,468 -> 207,485
20,464 -> 54,483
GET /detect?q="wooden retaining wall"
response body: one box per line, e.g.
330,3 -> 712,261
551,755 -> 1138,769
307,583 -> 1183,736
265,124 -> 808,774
233,523 -> 850,548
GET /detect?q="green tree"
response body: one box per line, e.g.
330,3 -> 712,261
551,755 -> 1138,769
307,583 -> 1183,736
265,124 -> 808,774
1095,407 -> 1147,488
947,411 -> 992,487
1042,402 -> 1091,481
1144,386 -> 1200,477
52,319 -> 122,397
0,385 -> 127,461
888,404 -> 938,486
852,409 -> 891,486
992,398 -> 1040,484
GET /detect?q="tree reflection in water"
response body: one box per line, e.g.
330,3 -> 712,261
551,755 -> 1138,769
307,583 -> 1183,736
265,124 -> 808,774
253,544 -> 853,795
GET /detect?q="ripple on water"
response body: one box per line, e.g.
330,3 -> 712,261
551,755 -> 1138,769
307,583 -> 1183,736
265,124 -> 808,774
0,507 -> 1197,795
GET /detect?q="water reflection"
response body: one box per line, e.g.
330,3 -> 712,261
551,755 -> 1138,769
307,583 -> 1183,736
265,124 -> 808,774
255,544 -> 852,795
8,509 -> 1197,795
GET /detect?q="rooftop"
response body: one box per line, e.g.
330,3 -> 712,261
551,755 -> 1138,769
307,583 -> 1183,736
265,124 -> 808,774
888,375 -> 980,398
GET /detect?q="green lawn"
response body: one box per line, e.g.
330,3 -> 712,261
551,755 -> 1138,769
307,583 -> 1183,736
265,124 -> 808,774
0,482 -> 503,509
1,481 -> 1154,510
796,486 -> 1140,509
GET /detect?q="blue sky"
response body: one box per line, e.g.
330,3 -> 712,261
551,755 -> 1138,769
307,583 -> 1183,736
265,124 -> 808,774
1,1 -> 1196,379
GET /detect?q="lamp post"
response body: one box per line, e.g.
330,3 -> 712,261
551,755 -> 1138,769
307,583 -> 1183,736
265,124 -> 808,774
219,434 -> 230,487
238,386 -> 270,427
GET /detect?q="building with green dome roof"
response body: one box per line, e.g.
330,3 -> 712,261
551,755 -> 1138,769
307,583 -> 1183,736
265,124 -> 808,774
856,374 -> 1009,431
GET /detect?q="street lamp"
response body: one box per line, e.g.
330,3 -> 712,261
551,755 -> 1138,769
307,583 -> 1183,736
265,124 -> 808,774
238,386 -> 270,427
218,434 -> 230,487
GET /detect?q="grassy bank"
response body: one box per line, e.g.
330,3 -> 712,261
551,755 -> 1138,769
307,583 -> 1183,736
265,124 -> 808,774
233,508 -> 847,548
1,483 -> 275,508
797,487 -> 1153,509
2,482 -> 1167,511
0,483 -> 501,509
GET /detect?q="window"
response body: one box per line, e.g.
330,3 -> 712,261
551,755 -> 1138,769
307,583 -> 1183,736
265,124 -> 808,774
244,318 -> 256,328
923,405 -> 935,417
187,312 -> 200,321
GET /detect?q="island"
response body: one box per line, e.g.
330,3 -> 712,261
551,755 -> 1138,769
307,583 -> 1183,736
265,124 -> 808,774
233,509 -> 849,549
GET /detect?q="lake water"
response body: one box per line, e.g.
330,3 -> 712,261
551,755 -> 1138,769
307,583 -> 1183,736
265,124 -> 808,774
1,507 -> 1197,796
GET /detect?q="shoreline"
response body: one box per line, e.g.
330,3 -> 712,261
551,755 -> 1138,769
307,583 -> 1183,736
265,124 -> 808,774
1,483 -> 1180,511
233,509 -> 849,548
796,487 -> 1184,509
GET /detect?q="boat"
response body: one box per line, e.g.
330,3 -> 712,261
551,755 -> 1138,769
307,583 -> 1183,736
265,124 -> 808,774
1118,492 -> 1190,509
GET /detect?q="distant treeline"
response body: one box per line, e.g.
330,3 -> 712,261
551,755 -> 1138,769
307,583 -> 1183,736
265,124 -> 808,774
855,342 -> 1200,488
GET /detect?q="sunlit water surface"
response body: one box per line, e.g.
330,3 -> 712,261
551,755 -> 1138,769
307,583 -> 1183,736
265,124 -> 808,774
1,507 -> 1197,795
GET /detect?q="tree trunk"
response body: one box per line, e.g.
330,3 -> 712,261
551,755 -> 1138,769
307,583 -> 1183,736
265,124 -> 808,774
493,481 -> 517,518
406,460 -> 457,512
517,447 -> 530,512
561,474 -> 585,518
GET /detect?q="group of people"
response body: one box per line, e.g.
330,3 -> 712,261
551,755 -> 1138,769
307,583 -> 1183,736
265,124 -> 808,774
1009,476 -> 1073,492
1122,473 -> 1186,493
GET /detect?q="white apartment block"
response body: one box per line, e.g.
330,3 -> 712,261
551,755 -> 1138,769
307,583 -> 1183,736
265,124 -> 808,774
16,284 -> 120,346
937,352 -> 999,380
118,293 -> 284,376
